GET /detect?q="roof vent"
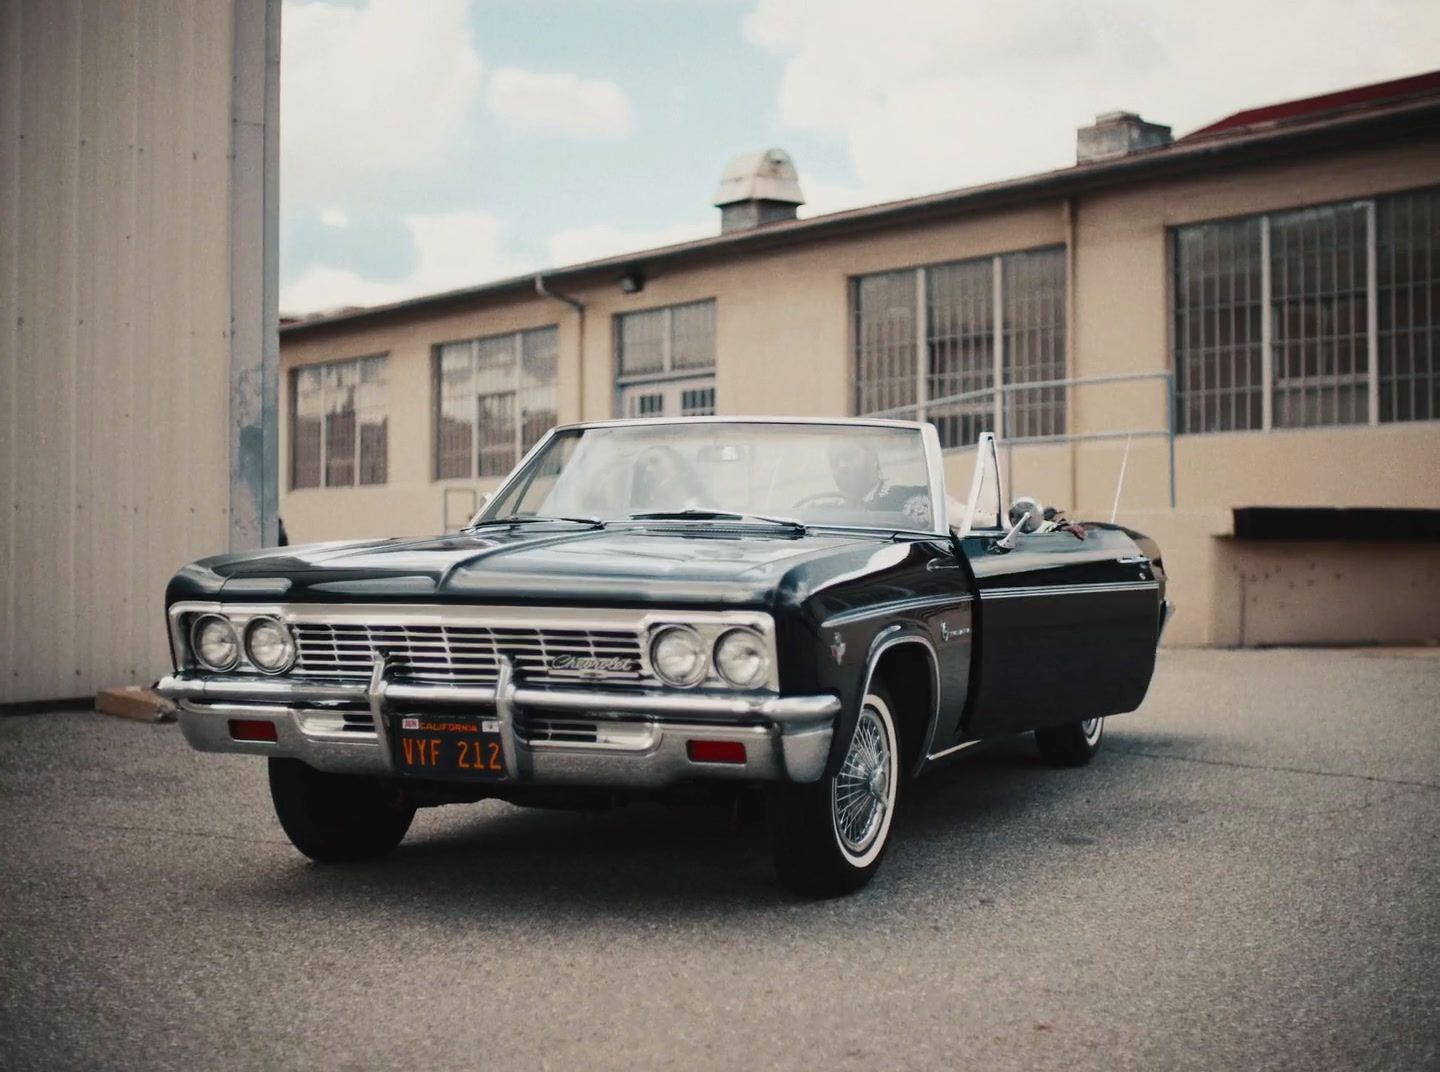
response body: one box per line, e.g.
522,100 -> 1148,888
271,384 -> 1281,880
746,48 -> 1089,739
713,148 -> 804,233
1076,111 -> 1173,164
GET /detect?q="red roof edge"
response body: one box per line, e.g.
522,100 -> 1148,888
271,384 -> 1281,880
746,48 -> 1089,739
1183,69 -> 1440,141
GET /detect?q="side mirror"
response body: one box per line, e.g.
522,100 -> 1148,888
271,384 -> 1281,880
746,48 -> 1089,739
994,510 -> 1031,551
1008,496 -> 1045,534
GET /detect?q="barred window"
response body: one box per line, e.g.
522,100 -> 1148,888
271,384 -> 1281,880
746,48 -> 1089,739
434,326 -> 558,479
1378,188 -> 1440,423
290,354 -> 387,490
615,299 -> 716,419
1175,187 -> 1439,433
854,248 -> 1066,447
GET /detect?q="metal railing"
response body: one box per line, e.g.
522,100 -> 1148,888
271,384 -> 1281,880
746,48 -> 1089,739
867,370 -> 1177,509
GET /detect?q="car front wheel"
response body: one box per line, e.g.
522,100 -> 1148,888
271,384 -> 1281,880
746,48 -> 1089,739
1034,716 -> 1105,767
268,758 -> 416,863
766,686 -> 901,897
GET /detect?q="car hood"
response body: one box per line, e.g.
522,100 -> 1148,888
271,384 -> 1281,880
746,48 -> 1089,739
173,526 -> 889,607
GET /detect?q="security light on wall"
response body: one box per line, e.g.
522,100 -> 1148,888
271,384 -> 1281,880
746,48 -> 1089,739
618,269 -> 646,294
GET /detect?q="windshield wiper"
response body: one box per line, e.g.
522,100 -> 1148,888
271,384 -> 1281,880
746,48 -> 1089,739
466,514 -> 604,531
626,508 -> 807,532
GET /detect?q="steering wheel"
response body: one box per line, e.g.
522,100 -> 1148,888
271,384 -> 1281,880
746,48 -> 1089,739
792,491 -> 847,510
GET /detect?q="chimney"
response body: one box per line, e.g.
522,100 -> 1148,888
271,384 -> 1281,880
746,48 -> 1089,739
713,148 -> 804,233
1076,111 -> 1173,164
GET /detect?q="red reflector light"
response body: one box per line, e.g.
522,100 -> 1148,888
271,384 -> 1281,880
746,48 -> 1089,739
229,719 -> 279,743
686,739 -> 746,764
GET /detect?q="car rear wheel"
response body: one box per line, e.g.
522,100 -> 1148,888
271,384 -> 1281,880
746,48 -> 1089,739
1034,716 -> 1105,767
268,758 -> 416,863
766,686 -> 901,897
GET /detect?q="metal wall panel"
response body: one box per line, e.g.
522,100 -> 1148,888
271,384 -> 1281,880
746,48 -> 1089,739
0,0 -> 274,704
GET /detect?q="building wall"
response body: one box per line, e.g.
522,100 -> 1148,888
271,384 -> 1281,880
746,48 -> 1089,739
278,131 -> 1440,650
0,0 -> 277,704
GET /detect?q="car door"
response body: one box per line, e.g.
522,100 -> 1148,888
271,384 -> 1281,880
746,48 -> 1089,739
951,435 -> 1161,739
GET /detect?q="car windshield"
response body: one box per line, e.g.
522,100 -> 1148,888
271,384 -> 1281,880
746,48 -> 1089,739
480,422 -> 937,531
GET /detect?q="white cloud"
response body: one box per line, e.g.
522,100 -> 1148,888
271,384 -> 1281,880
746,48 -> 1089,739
281,210 -> 532,315
547,219 -> 714,268
486,67 -> 636,139
319,206 -> 349,228
281,0 -> 483,206
745,0 -> 1440,198
796,173 -> 886,218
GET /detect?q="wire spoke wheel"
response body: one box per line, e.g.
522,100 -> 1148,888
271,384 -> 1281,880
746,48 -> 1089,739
831,704 -> 894,857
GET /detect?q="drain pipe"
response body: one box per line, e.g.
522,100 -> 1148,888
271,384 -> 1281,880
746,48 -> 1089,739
535,274 -> 587,419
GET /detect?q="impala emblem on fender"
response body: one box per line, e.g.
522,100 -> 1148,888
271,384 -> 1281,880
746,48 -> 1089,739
830,632 -> 847,664
940,621 -> 970,642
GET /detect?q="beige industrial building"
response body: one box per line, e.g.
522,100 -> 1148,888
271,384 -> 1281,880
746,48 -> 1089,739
1,0 -> 280,704
281,72 -> 1440,650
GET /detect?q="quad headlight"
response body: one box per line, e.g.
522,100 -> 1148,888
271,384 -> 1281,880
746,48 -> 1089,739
244,616 -> 297,674
713,628 -> 770,689
649,625 -> 708,688
191,614 -> 241,672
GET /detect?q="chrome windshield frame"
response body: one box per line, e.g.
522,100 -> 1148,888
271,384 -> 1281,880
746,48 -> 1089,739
467,417 -> 951,538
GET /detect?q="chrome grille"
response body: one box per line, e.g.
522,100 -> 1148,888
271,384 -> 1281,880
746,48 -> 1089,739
292,622 -> 646,685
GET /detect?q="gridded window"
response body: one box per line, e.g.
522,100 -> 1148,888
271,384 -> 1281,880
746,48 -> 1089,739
434,326 -> 558,479
290,354 -> 387,490
680,386 -> 716,416
1175,187 -> 1440,434
1174,219 -> 1264,433
1271,204 -> 1370,428
615,299 -> 717,419
855,248 -> 1066,447
855,270 -> 918,419
1378,188 -> 1440,424
1002,249 -> 1067,439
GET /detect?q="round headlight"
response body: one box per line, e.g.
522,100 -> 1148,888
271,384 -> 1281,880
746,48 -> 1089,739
245,617 -> 296,674
714,628 -> 770,689
650,625 -> 707,687
191,615 -> 240,672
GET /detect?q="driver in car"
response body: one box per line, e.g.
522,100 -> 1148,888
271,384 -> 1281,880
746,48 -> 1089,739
826,439 -> 932,528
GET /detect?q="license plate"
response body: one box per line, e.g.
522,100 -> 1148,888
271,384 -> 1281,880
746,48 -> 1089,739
394,715 -> 506,779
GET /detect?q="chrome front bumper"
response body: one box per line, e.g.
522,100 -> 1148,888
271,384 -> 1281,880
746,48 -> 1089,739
155,662 -> 839,789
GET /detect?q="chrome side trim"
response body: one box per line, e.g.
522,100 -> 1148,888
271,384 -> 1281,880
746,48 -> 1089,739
925,739 -> 984,763
822,593 -> 973,629
981,580 -> 1159,600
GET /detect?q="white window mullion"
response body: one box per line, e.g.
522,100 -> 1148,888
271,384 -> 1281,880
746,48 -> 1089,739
1365,200 -> 1379,426
914,266 -> 927,422
991,255 -> 1004,438
1260,215 -> 1273,432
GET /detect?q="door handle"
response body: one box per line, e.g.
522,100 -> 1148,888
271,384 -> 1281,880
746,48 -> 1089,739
1116,555 -> 1149,565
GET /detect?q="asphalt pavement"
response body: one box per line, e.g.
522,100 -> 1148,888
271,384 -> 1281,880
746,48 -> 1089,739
1,649 -> 1437,1071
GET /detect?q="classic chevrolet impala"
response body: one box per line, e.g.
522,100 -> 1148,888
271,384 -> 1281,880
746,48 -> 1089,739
159,418 -> 1170,896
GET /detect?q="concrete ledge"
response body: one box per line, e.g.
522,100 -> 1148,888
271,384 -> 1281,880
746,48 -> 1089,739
95,687 -> 177,724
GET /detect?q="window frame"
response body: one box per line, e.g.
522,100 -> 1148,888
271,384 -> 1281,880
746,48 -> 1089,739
613,298 -> 718,416
851,245 -> 1067,447
289,352 -> 388,491
1173,185 -> 1439,435
432,325 -> 559,481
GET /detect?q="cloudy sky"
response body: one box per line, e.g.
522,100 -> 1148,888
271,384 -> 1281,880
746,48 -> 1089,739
279,0 -> 1440,315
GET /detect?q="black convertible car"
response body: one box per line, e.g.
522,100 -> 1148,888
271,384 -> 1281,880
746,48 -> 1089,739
158,418 -> 1170,896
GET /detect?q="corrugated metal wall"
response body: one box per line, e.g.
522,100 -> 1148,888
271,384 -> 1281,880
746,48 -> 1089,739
0,0 -> 276,704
